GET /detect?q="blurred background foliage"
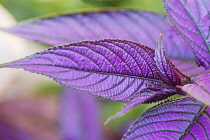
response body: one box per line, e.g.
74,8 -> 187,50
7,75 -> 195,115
0,0 -> 164,21
0,0 -> 165,139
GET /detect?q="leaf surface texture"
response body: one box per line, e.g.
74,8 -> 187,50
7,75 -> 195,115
164,0 -> 210,69
4,10 -> 204,75
123,97 -> 210,140
0,39 -> 184,118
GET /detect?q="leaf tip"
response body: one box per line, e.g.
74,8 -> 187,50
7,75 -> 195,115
104,112 -> 122,125
158,34 -> 163,42
104,116 -> 115,125
104,118 -> 111,125
0,28 -> 4,32
157,34 -> 163,50
154,34 -> 164,62
0,27 -> 11,34
0,62 -> 11,68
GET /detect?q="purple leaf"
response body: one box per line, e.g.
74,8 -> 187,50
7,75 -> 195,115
179,69 -> 210,106
123,97 -> 210,140
169,58 -> 205,76
3,10 -> 204,75
163,0 -> 210,69
0,119 -> 32,140
0,39 -> 186,119
60,88 -> 103,140
154,35 -> 188,86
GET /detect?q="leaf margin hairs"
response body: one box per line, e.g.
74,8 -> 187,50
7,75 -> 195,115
2,9 -> 205,75
0,39 -> 184,121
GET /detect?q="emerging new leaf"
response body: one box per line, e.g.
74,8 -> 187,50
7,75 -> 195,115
2,10 -> 204,75
154,35 -> 187,86
123,97 -> 210,140
0,39 -> 186,119
180,69 -> 210,106
163,0 -> 210,69
60,88 -> 103,140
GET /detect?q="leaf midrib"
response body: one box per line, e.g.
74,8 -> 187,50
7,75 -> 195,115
179,103 -> 207,139
5,62 -> 165,84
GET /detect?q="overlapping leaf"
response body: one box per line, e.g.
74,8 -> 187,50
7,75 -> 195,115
123,97 -> 210,140
60,88 -> 103,140
2,10 -> 204,75
163,0 -> 210,69
0,39 -> 185,119
180,69 -> 210,106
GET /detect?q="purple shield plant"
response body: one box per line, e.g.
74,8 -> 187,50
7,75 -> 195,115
0,0 -> 210,139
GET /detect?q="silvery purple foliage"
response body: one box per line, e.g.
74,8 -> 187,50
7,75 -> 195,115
2,10 -> 205,75
60,88 -> 103,140
0,39 -> 186,120
163,0 -> 210,69
123,97 -> 210,140
1,0 -> 210,139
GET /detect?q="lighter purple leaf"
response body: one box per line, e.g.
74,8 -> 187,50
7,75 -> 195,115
180,69 -> 210,106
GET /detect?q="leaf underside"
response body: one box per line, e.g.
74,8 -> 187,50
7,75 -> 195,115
164,0 -> 210,69
123,97 -> 210,140
3,10 -> 204,75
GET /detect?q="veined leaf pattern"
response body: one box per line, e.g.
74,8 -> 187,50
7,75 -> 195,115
164,0 -> 210,69
123,97 -> 210,140
0,39 -> 185,119
3,10 -> 204,75
154,35 -> 187,86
